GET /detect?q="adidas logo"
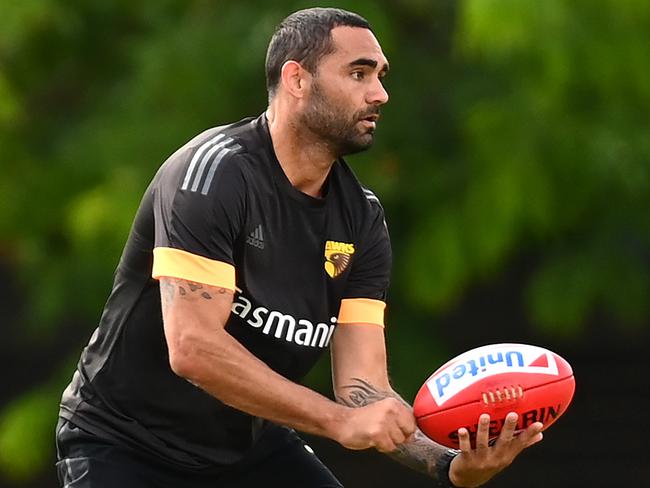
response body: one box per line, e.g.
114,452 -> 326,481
246,225 -> 265,249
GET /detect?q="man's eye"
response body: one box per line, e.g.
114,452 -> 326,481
352,71 -> 365,80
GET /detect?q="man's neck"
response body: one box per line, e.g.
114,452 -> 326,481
266,108 -> 336,199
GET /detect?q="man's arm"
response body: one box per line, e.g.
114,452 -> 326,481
337,376 -> 452,477
331,323 -> 544,488
159,276 -> 414,452
331,324 -> 451,479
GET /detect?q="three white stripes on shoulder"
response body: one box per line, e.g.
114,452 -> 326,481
181,133 -> 242,195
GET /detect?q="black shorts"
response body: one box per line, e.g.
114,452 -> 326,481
55,419 -> 343,488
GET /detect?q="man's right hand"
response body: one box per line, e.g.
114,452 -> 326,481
334,397 -> 417,452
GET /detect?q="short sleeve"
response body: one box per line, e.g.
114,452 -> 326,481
151,143 -> 246,292
338,202 -> 392,326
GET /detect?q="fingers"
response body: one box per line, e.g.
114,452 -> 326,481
497,412 -> 519,443
364,398 -> 416,453
457,427 -> 472,453
379,421 -> 410,452
450,414 -> 545,488
526,431 -> 544,447
458,412 -> 546,453
519,421 -> 544,447
376,437 -> 398,453
475,414 -> 491,450
450,412 -> 545,488
495,412 -> 544,453
387,410 -> 416,451
396,410 -> 417,439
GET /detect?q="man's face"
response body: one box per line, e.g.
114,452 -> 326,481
300,26 -> 389,156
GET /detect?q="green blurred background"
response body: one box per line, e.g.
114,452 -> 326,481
0,0 -> 648,486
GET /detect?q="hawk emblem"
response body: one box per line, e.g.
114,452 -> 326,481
324,240 -> 355,278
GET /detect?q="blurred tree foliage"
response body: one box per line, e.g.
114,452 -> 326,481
0,0 -> 648,484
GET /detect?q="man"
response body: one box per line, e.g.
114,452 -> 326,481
57,7 -> 543,488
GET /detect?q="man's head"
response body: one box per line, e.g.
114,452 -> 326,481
265,8 -> 371,99
266,8 -> 390,156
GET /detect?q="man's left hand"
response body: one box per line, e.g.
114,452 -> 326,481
448,412 -> 544,488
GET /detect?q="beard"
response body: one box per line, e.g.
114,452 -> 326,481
300,80 -> 379,157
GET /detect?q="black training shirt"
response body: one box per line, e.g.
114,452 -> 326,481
59,114 -> 391,468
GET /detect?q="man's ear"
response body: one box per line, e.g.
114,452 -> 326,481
280,60 -> 311,99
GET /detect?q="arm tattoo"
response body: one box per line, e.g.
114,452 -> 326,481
160,278 -> 227,312
391,429 -> 449,479
337,377 -> 391,406
338,378 -> 450,479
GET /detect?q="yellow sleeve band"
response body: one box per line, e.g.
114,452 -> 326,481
152,247 -> 236,291
337,298 -> 386,327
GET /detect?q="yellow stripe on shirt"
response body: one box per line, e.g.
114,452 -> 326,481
337,298 -> 386,327
152,247 -> 236,291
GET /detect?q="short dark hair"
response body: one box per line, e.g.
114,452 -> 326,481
265,7 -> 372,99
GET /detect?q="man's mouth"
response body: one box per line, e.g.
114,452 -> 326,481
358,112 -> 380,132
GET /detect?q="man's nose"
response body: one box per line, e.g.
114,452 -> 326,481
367,78 -> 389,105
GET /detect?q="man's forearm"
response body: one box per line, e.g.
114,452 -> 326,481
161,277 -> 347,441
337,377 -> 455,480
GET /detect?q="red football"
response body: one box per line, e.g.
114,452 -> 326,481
413,343 -> 575,448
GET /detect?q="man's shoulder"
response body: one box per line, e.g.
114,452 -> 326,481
182,114 -> 270,162
172,117 -> 256,163
155,115 -> 269,195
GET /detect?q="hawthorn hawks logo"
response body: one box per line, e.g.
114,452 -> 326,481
324,240 -> 355,278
